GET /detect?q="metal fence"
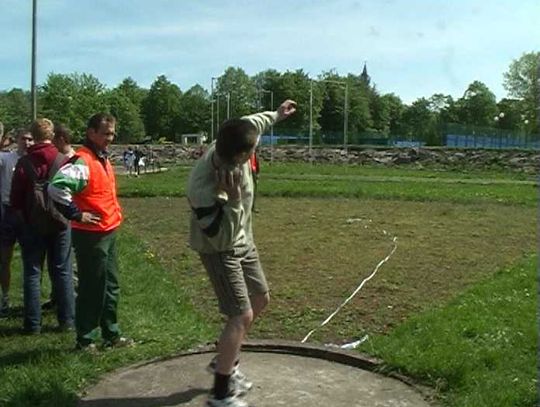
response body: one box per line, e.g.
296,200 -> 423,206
442,124 -> 540,149
444,134 -> 540,149
259,124 -> 540,150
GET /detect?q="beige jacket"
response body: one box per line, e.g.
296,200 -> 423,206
187,111 -> 277,253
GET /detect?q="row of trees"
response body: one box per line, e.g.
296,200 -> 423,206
0,52 -> 538,144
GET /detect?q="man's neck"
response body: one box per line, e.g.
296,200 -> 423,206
84,139 -> 107,159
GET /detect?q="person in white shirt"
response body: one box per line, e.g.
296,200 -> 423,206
0,129 -> 33,317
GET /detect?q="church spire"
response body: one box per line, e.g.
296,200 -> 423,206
360,61 -> 370,85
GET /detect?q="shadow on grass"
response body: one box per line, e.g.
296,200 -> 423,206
5,382 -> 78,407
0,305 -> 24,318
0,347 -> 69,369
0,325 -> 25,337
77,388 -> 208,406
0,323 -> 71,338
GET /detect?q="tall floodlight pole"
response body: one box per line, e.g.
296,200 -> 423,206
210,77 -> 215,142
344,83 -> 348,151
226,92 -> 231,119
309,80 -> 313,162
216,94 -> 220,127
318,79 -> 347,149
537,61 -> 540,133
31,0 -> 37,120
210,98 -> 214,141
270,91 -> 274,163
260,89 -> 274,163
210,76 -> 219,141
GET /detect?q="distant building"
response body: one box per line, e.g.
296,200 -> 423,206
179,132 -> 207,145
360,62 -> 370,86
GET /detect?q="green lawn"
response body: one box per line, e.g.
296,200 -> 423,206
117,164 -> 537,206
0,162 -> 536,407
259,162 -> 536,181
362,255 -> 538,407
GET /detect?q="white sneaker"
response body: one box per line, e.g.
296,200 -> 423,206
231,370 -> 253,395
206,357 -> 253,396
206,394 -> 248,407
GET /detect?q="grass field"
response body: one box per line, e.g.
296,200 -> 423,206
122,197 -> 535,341
0,162 -> 537,406
117,164 -> 537,206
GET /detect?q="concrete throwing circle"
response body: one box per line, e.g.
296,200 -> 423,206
79,341 -> 434,407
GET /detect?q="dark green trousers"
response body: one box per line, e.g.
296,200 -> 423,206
72,229 -> 121,346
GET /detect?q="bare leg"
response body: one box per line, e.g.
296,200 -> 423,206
216,310 -> 253,375
250,292 -> 269,327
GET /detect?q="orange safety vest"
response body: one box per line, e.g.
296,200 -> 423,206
71,146 -> 122,232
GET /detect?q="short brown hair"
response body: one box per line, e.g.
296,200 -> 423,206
53,123 -> 73,144
15,128 -> 30,139
30,118 -> 54,142
216,118 -> 257,163
87,113 -> 116,132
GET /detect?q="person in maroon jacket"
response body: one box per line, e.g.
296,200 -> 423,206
11,118 -> 75,334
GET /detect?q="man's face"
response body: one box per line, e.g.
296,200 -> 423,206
88,121 -> 115,150
17,132 -> 34,153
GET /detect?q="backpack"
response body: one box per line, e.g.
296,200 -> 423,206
20,153 -> 70,235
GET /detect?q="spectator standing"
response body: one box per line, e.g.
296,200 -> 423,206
42,123 -> 77,311
133,147 -> 144,176
10,119 -> 74,334
125,147 -> 135,176
0,129 -> 33,317
53,124 -> 76,158
49,113 -> 132,351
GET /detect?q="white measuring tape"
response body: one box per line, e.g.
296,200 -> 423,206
301,224 -> 398,344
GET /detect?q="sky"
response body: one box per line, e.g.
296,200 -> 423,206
0,0 -> 539,103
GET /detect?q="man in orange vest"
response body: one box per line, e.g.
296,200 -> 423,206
49,113 -> 132,351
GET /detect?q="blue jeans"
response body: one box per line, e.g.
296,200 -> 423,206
21,226 -> 75,332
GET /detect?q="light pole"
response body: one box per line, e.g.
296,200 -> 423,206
31,0 -> 37,120
260,89 -> 274,163
210,76 -> 220,142
309,80 -> 313,162
309,79 -> 349,157
216,94 -> 220,127
214,91 -> 231,126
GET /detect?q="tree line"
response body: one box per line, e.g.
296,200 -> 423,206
0,51 -> 537,145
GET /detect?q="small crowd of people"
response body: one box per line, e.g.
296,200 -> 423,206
122,145 -> 158,176
0,114 -> 132,351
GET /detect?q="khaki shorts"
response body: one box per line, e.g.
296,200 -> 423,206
200,245 -> 269,317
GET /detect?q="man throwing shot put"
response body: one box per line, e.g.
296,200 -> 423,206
187,99 -> 296,407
